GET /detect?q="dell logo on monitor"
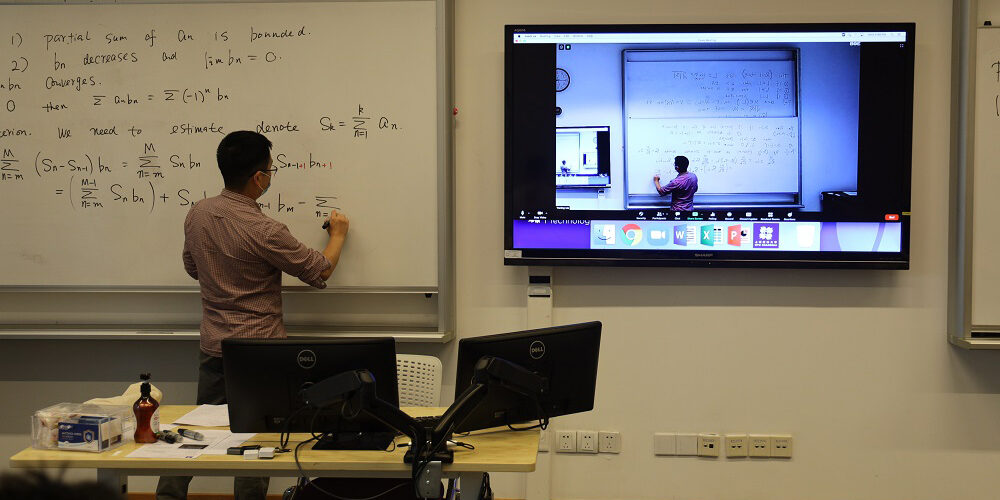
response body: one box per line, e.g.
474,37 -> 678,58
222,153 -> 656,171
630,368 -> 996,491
296,349 -> 317,369
529,340 -> 546,359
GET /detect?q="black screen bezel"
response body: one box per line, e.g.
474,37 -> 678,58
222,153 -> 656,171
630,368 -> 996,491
504,23 -> 915,270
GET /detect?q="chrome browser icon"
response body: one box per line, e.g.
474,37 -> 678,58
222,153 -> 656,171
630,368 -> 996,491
621,223 -> 643,246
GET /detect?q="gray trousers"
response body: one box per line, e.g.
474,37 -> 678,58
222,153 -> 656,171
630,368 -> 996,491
155,352 -> 269,500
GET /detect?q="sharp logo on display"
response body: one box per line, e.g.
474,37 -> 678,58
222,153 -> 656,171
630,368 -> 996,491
296,349 -> 317,369
529,340 -> 546,359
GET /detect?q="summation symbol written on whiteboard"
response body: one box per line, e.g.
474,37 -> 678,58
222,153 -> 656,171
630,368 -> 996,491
318,104 -> 402,137
353,105 -> 370,138
1,149 -> 24,182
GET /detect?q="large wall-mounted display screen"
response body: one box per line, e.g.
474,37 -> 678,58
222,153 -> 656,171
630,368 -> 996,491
505,24 -> 914,268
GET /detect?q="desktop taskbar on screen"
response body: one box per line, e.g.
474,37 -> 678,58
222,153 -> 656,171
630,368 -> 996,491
512,218 -> 903,253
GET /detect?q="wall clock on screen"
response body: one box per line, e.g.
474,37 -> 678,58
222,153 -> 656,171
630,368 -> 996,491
556,68 -> 570,92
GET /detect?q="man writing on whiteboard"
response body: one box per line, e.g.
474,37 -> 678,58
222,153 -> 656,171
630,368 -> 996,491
156,131 -> 349,500
653,155 -> 699,211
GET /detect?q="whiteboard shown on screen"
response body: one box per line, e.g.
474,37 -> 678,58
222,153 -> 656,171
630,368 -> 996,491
0,2 -> 438,288
624,50 -> 800,198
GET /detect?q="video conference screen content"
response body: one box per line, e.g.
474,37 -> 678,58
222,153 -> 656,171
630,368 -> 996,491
505,24 -> 914,268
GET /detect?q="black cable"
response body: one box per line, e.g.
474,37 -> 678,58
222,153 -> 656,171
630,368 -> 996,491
281,405 -> 312,452
288,408 -> 411,500
506,417 -> 548,431
397,440 -> 473,450
505,400 -> 549,431
450,440 -> 474,450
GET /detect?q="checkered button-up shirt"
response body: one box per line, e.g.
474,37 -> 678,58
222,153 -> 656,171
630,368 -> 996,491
183,190 -> 331,357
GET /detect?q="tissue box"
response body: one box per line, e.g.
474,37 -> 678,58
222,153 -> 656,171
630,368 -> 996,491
32,403 -> 134,452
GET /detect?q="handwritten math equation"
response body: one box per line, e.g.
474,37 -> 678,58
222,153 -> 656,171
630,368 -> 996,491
0,145 -> 339,218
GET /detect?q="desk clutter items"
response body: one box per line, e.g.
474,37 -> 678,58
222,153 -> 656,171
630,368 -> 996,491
32,403 -> 134,452
155,430 -> 182,444
132,373 -> 160,443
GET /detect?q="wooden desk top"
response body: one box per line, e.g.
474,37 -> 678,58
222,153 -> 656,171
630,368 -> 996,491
10,406 -> 538,474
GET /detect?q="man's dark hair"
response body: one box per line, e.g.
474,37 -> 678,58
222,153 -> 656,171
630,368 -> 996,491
217,131 -> 273,189
674,155 -> 689,172
0,471 -> 118,500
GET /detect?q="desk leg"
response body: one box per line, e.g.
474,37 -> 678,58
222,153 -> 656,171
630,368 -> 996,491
97,468 -> 127,499
459,472 -> 483,500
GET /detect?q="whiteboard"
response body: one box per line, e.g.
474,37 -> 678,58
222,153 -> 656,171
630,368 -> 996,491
971,27 -> 1000,325
625,58 -> 797,119
624,51 -> 800,197
625,117 -> 799,195
0,2 -> 439,288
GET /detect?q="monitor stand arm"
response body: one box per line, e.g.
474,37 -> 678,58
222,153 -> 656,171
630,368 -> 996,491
425,356 -> 549,458
301,370 -> 443,497
300,358 -> 548,499
300,369 -> 424,444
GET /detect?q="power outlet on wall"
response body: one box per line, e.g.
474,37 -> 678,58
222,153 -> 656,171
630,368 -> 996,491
556,430 -> 577,453
577,430 -> 598,453
598,431 -> 621,453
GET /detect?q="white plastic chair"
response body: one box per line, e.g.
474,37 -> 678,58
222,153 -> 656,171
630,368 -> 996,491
395,354 -> 442,407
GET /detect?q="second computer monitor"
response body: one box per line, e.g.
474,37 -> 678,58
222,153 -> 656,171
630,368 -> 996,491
453,321 -> 602,433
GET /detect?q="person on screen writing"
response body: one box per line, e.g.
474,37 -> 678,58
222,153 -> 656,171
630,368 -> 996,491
653,155 -> 698,211
156,131 -> 349,500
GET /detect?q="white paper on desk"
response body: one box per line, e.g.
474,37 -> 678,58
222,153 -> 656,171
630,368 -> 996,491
171,404 -> 230,427
126,441 -> 205,459
201,432 -> 257,455
125,429 -> 241,459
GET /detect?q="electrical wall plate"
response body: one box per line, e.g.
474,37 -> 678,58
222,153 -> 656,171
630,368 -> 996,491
697,433 -> 721,457
725,434 -> 749,457
676,433 -> 698,456
771,434 -> 793,458
598,431 -> 621,453
577,430 -> 598,453
556,430 -> 577,453
748,434 -> 771,458
653,433 -> 676,455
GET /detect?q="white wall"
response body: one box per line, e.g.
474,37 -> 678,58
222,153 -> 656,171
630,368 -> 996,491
2,1 -> 998,499
453,0 -> 1000,499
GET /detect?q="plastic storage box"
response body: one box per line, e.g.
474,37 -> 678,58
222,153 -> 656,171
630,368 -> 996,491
32,403 -> 135,452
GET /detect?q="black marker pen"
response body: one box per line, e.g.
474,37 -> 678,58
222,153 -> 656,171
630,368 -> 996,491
176,428 -> 204,441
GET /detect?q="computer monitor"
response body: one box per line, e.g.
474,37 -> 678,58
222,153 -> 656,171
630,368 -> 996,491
222,337 -> 399,450
452,321 -> 601,433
